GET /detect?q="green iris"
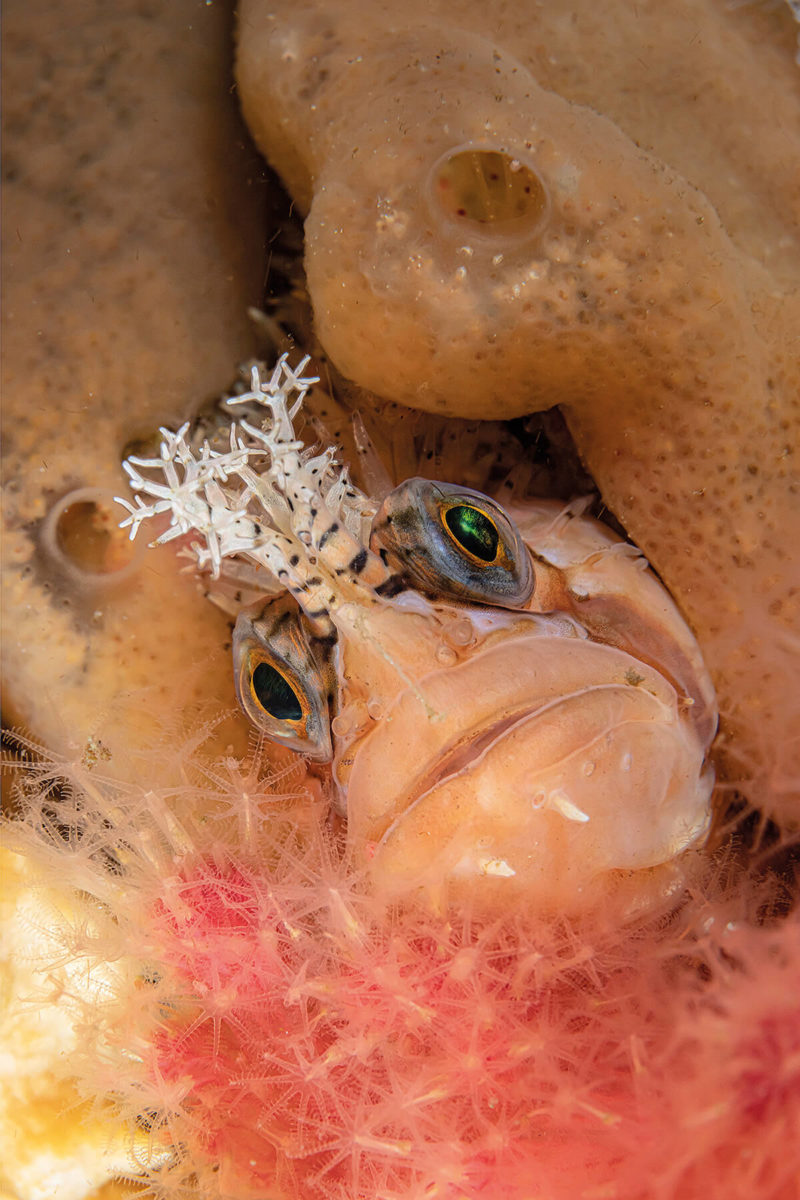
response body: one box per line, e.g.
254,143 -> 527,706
444,505 -> 499,562
252,662 -> 303,721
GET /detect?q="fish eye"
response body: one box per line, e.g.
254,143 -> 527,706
232,594 -> 334,761
443,503 -> 500,563
370,478 -> 534,609
250,662 -> 304,722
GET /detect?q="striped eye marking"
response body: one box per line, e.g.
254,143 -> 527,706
370,478 -> 534,609
233,594 -> 334,762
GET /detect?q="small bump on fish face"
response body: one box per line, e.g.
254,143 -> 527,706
370,478 -> 535,609
232,593 -> 335,762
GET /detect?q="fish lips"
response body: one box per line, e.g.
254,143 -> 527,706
345,633 -> 712,910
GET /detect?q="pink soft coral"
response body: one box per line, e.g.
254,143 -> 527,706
4,719 -> 799,1200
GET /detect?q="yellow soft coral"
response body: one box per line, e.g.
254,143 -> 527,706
0,849 -> 139,1200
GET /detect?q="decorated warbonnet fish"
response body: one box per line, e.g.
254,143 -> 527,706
119,356 -> 718,914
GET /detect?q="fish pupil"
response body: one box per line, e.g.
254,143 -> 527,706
445,505 -> 499,561
252,662 -> 303,721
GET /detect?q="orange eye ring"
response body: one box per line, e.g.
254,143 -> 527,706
247,655 -> 311,729
440,502 -> 514,572
441,502 -> 498,563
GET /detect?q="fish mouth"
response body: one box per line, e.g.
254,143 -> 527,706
404,700 -> 571,809
344,631 -> 711,900
344,630 -> 674,840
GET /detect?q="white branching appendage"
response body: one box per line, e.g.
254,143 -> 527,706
116,355 -> 387,614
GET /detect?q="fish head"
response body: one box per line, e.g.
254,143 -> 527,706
122,358 -> 715,915
232,466 -> 714,915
